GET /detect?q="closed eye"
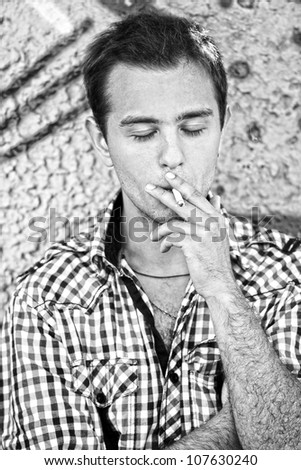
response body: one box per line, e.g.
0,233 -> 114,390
182,128 -> 206,137
132,128 -> 206,142
132,131 -> 157,142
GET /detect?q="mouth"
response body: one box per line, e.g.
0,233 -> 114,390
156,184 -> 172,190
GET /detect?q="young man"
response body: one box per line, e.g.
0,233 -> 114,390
1,11 -> 301,450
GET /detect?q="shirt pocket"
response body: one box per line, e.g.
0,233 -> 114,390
72,357 -> 138,449
185,344 -> 224,427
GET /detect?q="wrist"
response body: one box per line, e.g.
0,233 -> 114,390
200,277 -> 241,303
205,284 -> 253,336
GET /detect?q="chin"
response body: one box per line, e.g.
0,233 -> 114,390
146,206 -> 181,225
128,191 -> 181,223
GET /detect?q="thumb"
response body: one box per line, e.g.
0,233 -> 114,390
211,194 -> 221,211
221,379 -> 229,405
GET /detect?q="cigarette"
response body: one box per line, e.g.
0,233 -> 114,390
172,188 -> 185,207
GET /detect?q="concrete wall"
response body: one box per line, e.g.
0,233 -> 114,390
1,0 -> 301,320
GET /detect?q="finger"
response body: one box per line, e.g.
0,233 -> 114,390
210,194 -> 221,212
221,379 -> 229,405
160,234 -> 183,253
145,184 -> 192,219
152,223 -> 205,243
164,172 -> 214,214
160,238 -> 173,253
151,211 -> 226,243
151,220 -> 187,241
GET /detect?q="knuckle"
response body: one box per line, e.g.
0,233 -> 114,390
177,179 -> 187,191
205,216 -> 219,231
188,187 -> 197,197
161,189 -> 171,200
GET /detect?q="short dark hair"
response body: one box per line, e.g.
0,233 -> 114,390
83,10 -> 228,137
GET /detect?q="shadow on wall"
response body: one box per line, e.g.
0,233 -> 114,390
1,0 -> 301,321
263,214 -> 300,239
233,213 -> 301,239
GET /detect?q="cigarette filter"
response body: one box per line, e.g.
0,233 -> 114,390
172,188 -> 185,207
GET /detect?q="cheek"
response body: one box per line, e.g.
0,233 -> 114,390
109,142 -> 154,178
108,148 -> 150,191
189,147 -> 218,188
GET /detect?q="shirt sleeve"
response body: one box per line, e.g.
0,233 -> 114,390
262,282 -> 301,382
1,290 -> 105,450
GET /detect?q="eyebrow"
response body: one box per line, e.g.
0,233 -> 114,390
176,108 -> 213,122
119,108 -> 213,127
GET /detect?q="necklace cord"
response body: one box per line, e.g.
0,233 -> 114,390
131,267 -> 190,279
149,299 -> 178,318
123,255 -> 187,316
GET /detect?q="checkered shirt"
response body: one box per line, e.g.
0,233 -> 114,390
1,190 -> 301,449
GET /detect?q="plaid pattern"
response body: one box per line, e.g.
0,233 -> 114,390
1,190 -> 301,449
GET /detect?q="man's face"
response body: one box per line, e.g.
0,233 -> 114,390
105,60 -> 223,223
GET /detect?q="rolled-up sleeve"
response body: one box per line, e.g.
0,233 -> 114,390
263,282 -> 301,382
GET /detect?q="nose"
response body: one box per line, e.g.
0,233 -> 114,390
158,130 -> 185,169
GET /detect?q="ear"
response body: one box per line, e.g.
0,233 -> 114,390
223,105 -> 231,129
85,116 -> 113,168
217,105 -> 231,158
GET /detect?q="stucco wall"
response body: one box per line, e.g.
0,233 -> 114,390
1,0 -> 301,321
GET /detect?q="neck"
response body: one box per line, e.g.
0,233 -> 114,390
121,191 -> 188,275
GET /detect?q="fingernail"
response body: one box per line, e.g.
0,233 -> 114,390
145,183 -> 156,191
165,172 -> 176,179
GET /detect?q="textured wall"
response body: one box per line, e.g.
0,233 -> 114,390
1,0 -> 301,320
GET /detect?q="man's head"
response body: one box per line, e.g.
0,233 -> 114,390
83,11 -> 229,224
83,10 -> 228,138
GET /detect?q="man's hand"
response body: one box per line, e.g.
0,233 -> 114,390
145,172 -> 236,299
222,380 -> 229,406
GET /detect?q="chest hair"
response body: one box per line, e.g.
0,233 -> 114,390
136,276 -> 188,352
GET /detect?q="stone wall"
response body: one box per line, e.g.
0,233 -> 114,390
1,0 -> 301,321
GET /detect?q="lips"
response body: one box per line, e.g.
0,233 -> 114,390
156,184 -> 172,190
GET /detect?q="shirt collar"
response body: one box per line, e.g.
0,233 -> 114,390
90,190 -> 124,272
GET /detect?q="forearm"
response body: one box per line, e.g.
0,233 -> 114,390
165,402 -> 242,450
207,287 -> 301,449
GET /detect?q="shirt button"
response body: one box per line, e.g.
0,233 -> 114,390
169,371 -> 179,384
96,392 -> 106,404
